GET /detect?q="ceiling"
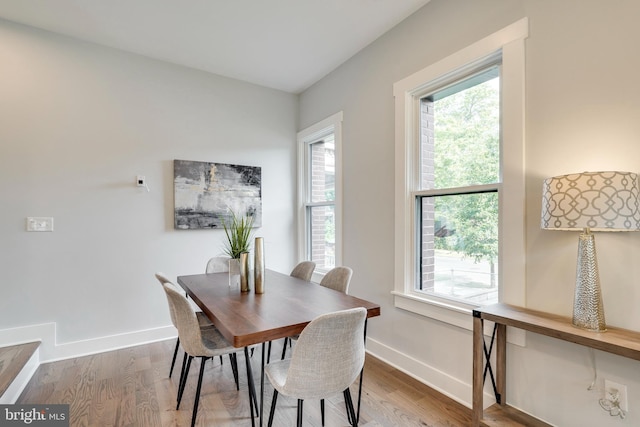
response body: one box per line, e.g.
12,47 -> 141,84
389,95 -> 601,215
0,0 -> 430,93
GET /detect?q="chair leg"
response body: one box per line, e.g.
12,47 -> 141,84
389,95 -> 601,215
344,388 -> 357,427
280,337 -> 289,360
229,353 -> 239,390
267,390 -> 279,427
249,367 -> 259,415
321,399 -> 325,426
190,357 -> 207,427
297,399 -> 304,427
177,355 -> 193,409
356,367 -> 364,424
345,390 -> 353,426
177,352 -> 188,401
267,341 -> 272,364
170,337 -> 180,377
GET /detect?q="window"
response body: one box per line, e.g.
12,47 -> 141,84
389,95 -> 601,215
298,112 -> 343,277
418,61 -> 500,306
393,19 -> 528,329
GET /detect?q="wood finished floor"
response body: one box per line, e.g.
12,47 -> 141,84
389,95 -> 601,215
17,339 -> 505,426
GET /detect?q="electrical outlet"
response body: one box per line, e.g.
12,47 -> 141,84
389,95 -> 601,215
605,379 -> 628,412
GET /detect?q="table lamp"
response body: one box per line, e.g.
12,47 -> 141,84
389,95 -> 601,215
541,171 -> 640,332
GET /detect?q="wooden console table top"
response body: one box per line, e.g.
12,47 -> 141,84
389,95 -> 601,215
475,303 -> 640,361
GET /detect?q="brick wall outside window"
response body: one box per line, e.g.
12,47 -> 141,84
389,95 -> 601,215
420,99 -> 435,291
309,141 -> 335,269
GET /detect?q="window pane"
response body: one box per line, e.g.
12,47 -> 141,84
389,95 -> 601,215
310,136 -> 335,203
309,205 -> 335,269
420,73 -> 500,190
419,192 -> 498,305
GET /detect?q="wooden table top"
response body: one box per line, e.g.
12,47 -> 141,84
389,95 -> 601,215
177,269 -> 381,348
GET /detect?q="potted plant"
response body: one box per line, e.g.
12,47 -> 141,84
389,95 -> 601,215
222,210 -> 254,290
222,209 -> 254,261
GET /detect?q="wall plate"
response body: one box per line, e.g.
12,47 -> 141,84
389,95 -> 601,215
27,217 -> 54,232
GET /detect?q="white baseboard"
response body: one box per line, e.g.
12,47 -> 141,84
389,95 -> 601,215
366,337 -> 496,410
47,326 -> 177,363
0,323 -> 176,363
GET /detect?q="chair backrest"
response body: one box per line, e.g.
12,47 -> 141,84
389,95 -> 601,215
206,256 -> 231,273
319,266 -> 353,294
290,261 -> 316,282
155,272 -> 172,285
155,272 -> 177,327
160,281 -> 207,356
282,307 -> 367,400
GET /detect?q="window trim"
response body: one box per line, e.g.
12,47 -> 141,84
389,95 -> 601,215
393,19 -> 528,331
297,112 -> 343,282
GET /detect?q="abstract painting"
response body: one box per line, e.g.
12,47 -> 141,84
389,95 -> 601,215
174,159 -> 262,229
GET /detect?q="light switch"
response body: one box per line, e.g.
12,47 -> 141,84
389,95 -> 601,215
27,217 -> 54,232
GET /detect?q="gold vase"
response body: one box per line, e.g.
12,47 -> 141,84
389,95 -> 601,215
239,252 -> 250,292
254,237 -> 265,294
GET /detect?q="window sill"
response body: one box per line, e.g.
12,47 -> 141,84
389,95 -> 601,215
392,291 -> 525,346
392,291 -> 475,329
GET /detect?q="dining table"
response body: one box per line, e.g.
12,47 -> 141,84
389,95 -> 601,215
177,268 -> 381,427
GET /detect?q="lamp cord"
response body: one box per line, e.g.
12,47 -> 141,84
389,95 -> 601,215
587,347 -> 597,391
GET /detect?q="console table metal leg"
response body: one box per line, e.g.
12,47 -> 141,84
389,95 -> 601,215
496,323 -> 507,406
472,315 -> 484,427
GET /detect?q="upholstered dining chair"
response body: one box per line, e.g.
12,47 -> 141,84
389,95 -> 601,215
273,261 -> 317,361
319,266 -> 353,293
154,272 -> 215,378
281,265 -> 353,360
290,261 -> 316,281
161,280 -> 252,427
266,307 -> 367,427
205,256 -> 231,273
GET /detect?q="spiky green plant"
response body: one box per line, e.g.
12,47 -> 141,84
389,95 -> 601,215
222,210 -> 254,259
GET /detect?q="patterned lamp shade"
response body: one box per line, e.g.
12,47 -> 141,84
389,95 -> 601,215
541,171 -> 640,232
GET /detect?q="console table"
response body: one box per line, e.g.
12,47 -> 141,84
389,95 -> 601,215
472,303 -> 640,426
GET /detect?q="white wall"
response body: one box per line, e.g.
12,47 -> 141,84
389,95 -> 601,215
0,19 -> 298,360
299,0 -> 640,425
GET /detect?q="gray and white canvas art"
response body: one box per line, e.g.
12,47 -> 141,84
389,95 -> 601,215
174,159 -> 262,229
